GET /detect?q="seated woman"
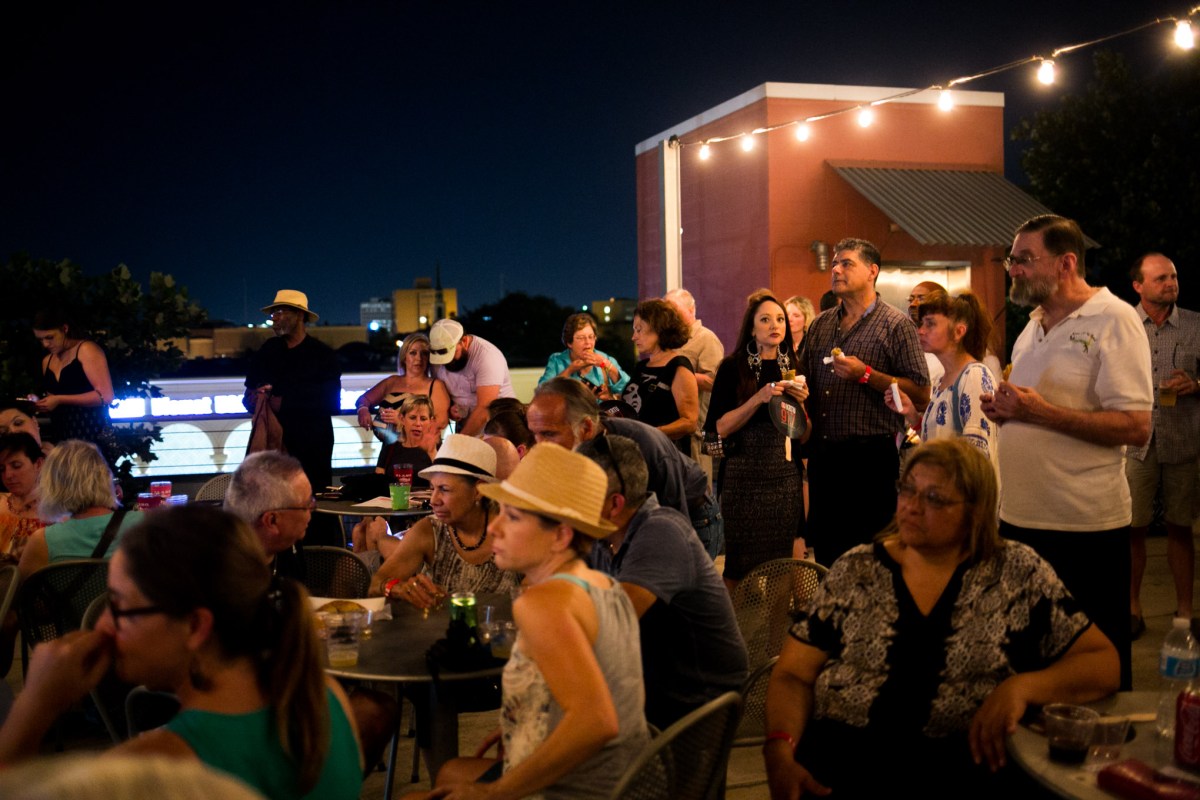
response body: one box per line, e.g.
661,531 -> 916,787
369,435 -> 519,602
622,300 -> 698,456
19,440 -> 144,578
418,443 -> 650,799
374,394 -> 439,484
764,439 -> 1119,797
0,505 -> 364,799
539,312 -> 630,400
355,332 -> 452,442
0,433 -> 53,564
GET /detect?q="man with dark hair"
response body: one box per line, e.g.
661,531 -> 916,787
579,435 -> 746,728
982,214 -> 1152,688
801,237 -> 930,565
1125,252 -> 1200,638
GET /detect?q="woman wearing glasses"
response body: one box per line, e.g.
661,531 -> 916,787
0,504 -> 364,799
539,312 -> 630,400
764,440 -> 1118,797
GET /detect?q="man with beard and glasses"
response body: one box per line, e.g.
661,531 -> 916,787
428,319 -> 515,436
981,214 -> 1152,689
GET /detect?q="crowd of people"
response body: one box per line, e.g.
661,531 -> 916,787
0,212 -> 1192,798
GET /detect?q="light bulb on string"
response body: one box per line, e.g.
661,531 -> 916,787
699,144 -> 711,161
938,89 -> 954,112
1176,19 -> 1195,49
741,134 -> 755,152
795,123 -> 811,142
1037,59 -> 1056,85
857,108 -> 874,128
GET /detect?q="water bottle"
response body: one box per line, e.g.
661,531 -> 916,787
1157,618 -> 1200,737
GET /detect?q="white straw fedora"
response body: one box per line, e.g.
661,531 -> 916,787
418,434 -> 498,482
477,443 -> 617,538
261,289 -> 319,322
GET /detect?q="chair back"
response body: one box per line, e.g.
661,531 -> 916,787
733,654 -> 779,745
608,691 -> 743,800
301,546 -> 371,598
731,558 -> 827,670
0,563 -> 19,625
19,559 -> 109,646
195,473 -> 234,502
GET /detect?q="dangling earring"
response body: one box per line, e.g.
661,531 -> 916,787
746,341 -> 762,382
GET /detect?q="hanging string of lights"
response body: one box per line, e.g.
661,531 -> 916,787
689,7 -> 1198,161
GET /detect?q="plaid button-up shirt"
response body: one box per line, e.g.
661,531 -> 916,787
1130,303 -> 1200,463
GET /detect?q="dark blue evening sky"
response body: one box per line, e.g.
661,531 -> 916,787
2,1 -> 1185,324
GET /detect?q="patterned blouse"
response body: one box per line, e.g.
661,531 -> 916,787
790,540 -> 1090,738
920,361 -> 1000,473
0,494 -> 50,563
424,516 -> 520,596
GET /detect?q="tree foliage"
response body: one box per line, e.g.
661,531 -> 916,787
1011,50 -> 1200,300
0,254 -> 208,476
456,292 -> 579,368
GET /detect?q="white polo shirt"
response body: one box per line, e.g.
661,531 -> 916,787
998,288 -> 1152,531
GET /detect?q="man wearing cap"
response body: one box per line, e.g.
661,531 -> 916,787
244,290 -> 341,544
579,434 -> 747,728
428,319 -> 515,437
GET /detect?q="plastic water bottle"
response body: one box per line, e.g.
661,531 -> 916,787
1157,618 -> 1200,737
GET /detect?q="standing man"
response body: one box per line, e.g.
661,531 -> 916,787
801,238 -> 930,565
981,215 -> 1152,689
244,289 -> 341,545
578,435 -> 746,729
1126,253 -> 1200,638
428,319 -> 514,437
664,288 -> 725,472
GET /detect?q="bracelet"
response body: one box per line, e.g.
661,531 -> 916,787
858,365 -> 873,384
764,731 -> 796,750
383,578 -> 401,597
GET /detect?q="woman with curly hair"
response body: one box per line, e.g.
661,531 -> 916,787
621,300 -> 698,456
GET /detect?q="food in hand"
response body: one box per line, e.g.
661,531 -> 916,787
822,347 -> 843,365
1002,364 -> 1013,381
889,380 -> 903,410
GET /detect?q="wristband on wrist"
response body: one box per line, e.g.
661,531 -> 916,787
764,731 -> 796,750
384,578 -> 402,597
859,365 -> 873,384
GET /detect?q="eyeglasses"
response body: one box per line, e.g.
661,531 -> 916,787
896,481 -> 965,511
107,592 -> 166,629
593,435 -> 627,499
1003,253 -> 1052,272
269,496 -> 316,514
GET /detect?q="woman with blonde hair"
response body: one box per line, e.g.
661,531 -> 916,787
355,332 -> 451,443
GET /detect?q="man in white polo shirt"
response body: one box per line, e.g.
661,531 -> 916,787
982,214 -> 1152,689
428,319 -> 515,436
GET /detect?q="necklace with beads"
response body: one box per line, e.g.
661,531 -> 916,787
450,507 -> 490,552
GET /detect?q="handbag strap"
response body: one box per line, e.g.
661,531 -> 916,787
90,506 -> 129,559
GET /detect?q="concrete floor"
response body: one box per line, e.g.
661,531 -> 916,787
3,533 -> 1187,799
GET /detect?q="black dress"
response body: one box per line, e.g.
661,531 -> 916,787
42,343 -> 119,463
705,357 -> 804,581
622,355 -> 694,457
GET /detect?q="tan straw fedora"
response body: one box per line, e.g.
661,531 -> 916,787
478,443 -> 617,538
261,289 -> 319,322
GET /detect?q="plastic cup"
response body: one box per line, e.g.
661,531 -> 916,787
389,483 -> 410,511
1160,383 -> 1179,408
150,480 -> 173,498
320,611 -> 367,667
1085,716 -> 1131,770
392,463 -> 414,486
480,621 -> 516,659
1045,704 -> 1100,765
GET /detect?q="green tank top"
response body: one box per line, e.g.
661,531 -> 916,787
164,688 -> 361,800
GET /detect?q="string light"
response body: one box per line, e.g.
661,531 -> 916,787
1176,19 -> 1195,49
684,10 -> 1197,160
1037,59 -> 1056,85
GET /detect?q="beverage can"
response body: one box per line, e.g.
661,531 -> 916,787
1176,688 -> 1200,768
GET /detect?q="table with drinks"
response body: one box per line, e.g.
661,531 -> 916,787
318,591 -> 514,798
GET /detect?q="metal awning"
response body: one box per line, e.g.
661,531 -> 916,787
831,165 -> 1099,248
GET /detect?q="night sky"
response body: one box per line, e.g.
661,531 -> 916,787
2,1 -> 1187,325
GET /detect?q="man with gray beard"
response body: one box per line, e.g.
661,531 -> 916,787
981,214 -> 1152,689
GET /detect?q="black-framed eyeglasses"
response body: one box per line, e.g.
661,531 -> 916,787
269,496 -> 316,514
107,592 -> 167,628
896,481 -> 965,511
593,434 -> 626,499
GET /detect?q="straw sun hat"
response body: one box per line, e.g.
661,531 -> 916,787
477,443 -> 617,539
261,289 -> 319,322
